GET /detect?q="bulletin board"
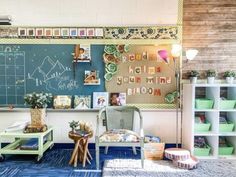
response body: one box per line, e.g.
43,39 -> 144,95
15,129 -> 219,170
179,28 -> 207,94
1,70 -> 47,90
105,45 -> 177,104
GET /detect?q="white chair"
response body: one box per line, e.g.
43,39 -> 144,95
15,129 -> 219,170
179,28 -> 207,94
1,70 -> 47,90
95,106 -> 144,169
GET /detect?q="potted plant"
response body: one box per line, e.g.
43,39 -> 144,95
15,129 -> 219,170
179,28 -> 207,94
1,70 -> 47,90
206,69 -> 216,84
69,120 -> 79,133
188,70 -> 199,84
24,92 -> 52,127
223,70 -> 235,84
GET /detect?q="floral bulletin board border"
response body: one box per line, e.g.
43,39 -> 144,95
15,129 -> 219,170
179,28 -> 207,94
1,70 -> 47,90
0,26 -> 178,40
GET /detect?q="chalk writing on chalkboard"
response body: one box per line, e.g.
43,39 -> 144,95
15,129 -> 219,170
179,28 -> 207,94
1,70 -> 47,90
27,56 -> 79,91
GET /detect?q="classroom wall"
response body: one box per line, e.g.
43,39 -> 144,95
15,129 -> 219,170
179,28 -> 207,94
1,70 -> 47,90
0,0 -> 179,26
0,110 -> 181,143
182,0 -> 236,78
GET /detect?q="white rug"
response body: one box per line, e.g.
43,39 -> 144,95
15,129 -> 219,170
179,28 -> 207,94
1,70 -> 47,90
102,159 -> 236,177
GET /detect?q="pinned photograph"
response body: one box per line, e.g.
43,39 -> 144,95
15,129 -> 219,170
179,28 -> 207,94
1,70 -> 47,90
61,28 -> 69,38
129,54 -> 135,62
93,92 -> 109,108
18,28 -> 26,38
159,77 -> 166,84
148,67 -> 155,75
27,28 -> 35,38
36,28 -> 44,38
84,70 -> 100,85
44,28 -> 52,38
78,28 -> 86,38
74,95 -> 91,109
117,76 -> 123,85
53,28 -> 60,38
70,28 -> 77,38
73,44 -> 91,62
110,93 -> 126,106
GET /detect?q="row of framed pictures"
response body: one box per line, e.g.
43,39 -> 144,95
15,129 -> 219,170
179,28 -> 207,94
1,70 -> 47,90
18,27 -> 104,39
53,92 -> 126,109
0,26 -> 178,39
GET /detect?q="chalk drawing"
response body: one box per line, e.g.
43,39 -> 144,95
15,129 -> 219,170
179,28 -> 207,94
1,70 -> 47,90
28,56 -> 77,91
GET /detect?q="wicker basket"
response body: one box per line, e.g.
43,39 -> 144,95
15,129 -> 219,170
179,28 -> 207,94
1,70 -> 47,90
30,108 -> 46,126
144,143 -> 165,160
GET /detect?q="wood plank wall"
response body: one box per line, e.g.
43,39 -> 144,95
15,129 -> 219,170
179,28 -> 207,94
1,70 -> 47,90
182,0 -> 236,79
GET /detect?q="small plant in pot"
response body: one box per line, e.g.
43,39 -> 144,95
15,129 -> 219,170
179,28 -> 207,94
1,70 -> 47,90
24,92 -> 52,127
69,120 -> 79,133
223,70 -> 235,84
188,70 -> 199,84
206,69 -> 216,84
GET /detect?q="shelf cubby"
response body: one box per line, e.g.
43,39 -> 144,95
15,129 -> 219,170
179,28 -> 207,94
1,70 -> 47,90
194,112 -> 218,134
195,86 -> 219,110
183,84 -> 236,159
194,136 -> 218,158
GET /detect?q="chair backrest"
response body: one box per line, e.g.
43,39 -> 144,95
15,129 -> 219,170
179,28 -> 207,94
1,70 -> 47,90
102,106 -> 141,131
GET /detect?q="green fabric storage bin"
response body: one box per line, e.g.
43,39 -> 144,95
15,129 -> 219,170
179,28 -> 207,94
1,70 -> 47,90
219,122 -> 235,132
195,99 -> 214,109
195,121 -> 211,132
219,100 -> 236,109
219,144 -> 234,155
194,145 -> 211,156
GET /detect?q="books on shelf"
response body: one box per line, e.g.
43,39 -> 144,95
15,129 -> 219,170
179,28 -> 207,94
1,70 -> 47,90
20,138 -> 39,150
109,92 -> 126,106
74,95 -> 91,109
93,92 -> 109,108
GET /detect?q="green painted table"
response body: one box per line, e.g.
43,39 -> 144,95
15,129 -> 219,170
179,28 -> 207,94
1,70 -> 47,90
0,126 -> 54,162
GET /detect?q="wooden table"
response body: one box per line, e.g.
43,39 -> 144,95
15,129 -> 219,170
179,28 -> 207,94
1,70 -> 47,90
0,127 -> 54,162
68,131 -> 92,167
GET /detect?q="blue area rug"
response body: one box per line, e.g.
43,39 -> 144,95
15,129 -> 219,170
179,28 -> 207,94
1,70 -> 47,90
0,147 -> 140,177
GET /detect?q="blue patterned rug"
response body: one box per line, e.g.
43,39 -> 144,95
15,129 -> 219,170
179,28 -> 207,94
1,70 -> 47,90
0,148 -> 140,177
103,159 -> 236,177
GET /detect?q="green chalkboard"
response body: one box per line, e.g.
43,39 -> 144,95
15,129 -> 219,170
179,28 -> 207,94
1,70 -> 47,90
0,45 -> 105,107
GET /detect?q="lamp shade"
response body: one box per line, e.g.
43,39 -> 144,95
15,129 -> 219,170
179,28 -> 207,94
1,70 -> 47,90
186,49 -> 198,60
158,50 -> 168,63
171,44 -> 182,58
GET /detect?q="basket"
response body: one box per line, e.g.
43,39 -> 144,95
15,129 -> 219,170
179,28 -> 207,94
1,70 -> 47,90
194,144 -> 211,156
144,143 -> 165,160
219,144 -> 234,155
195,121 -> 211,132
30,108 -> 46,126
219,100 -> 236,109
195,99 -> 214,109
219,122 -> 235,132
